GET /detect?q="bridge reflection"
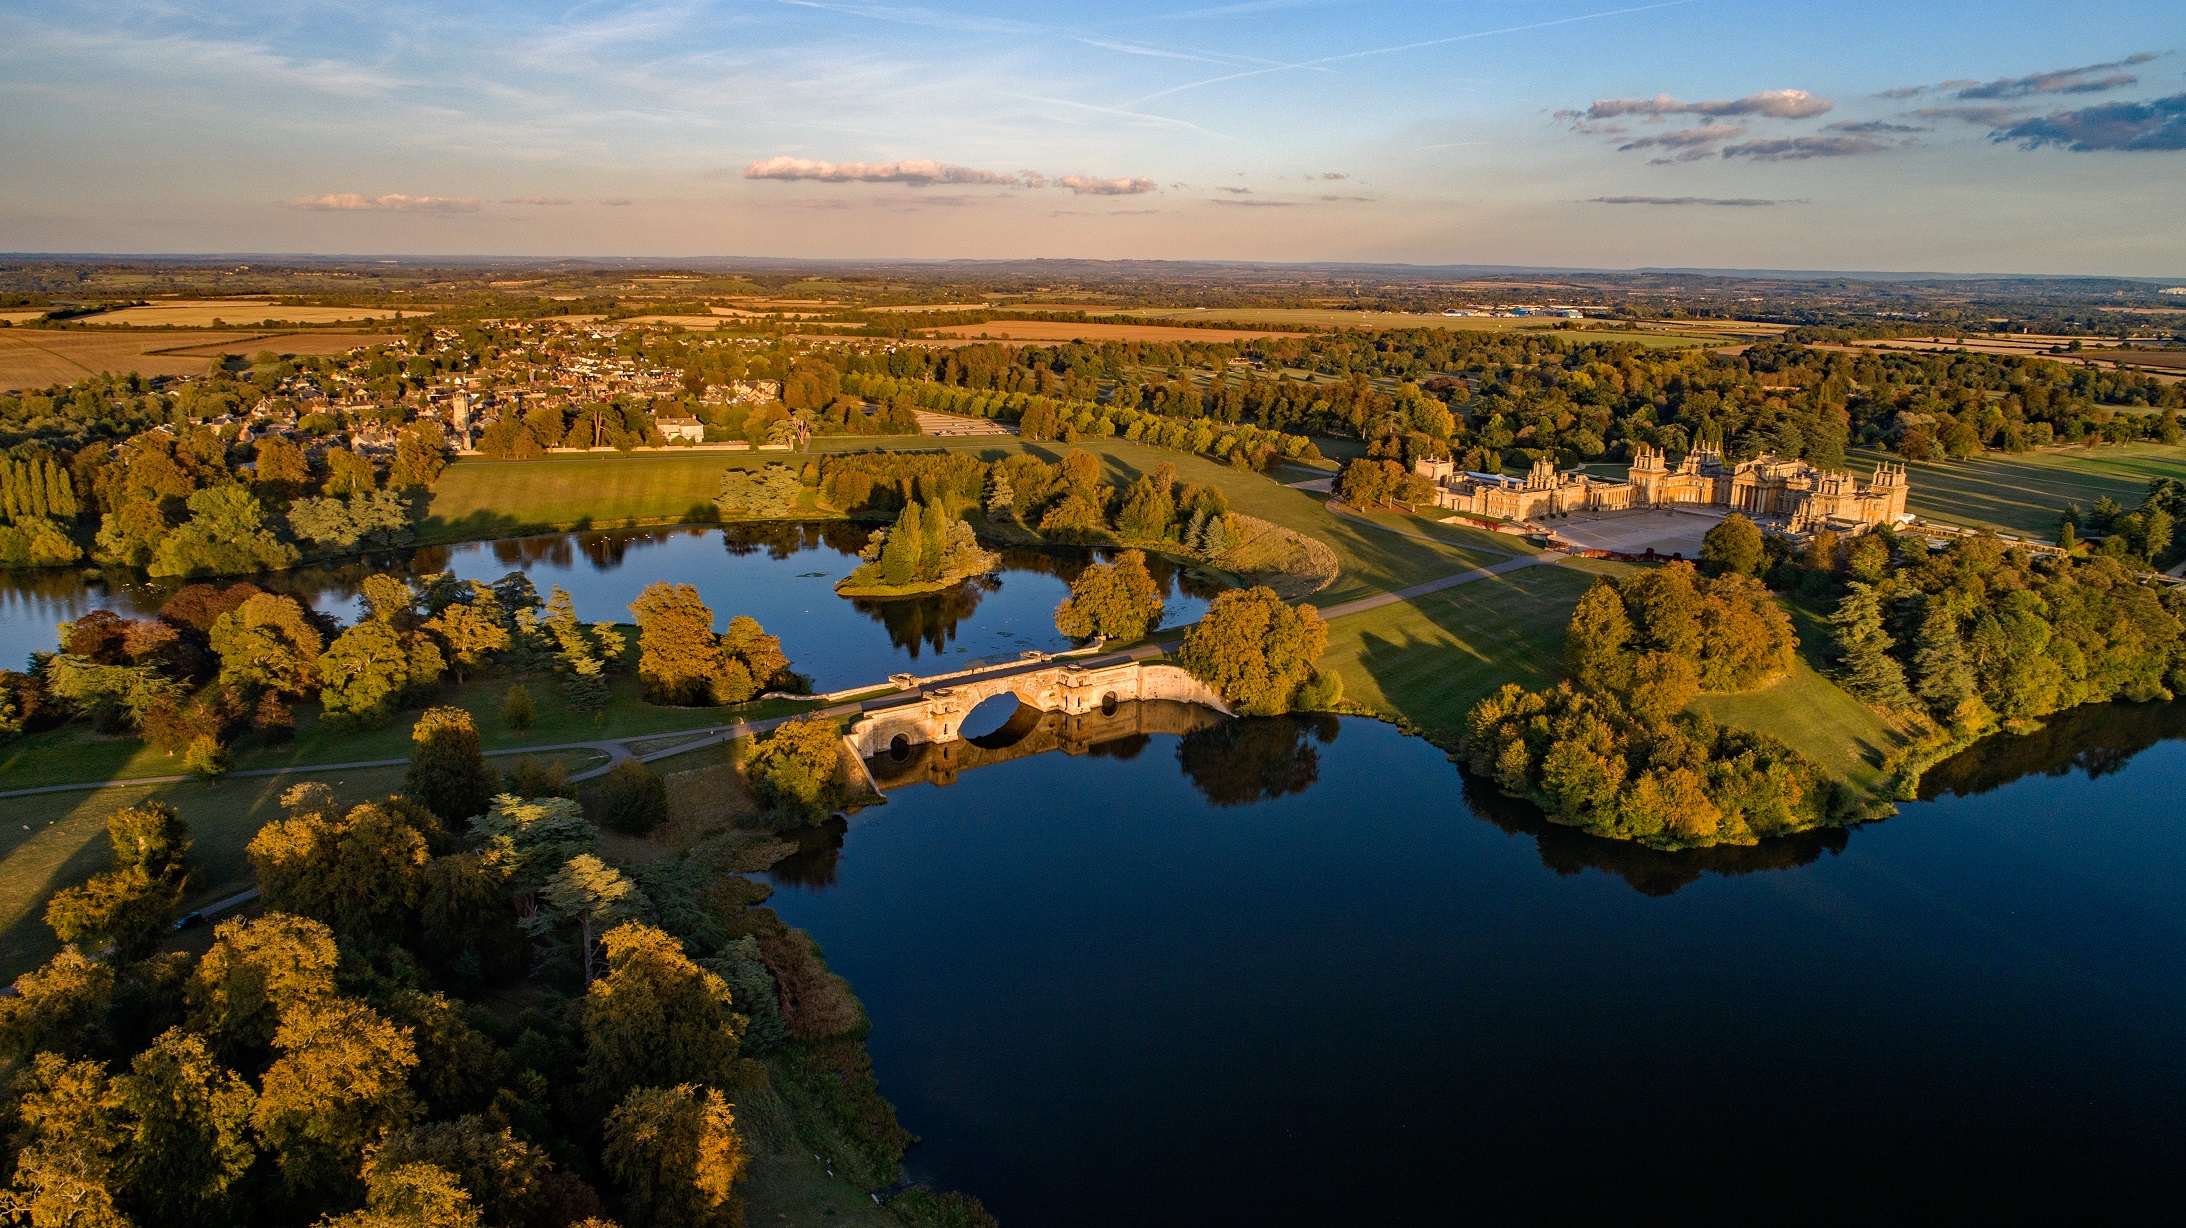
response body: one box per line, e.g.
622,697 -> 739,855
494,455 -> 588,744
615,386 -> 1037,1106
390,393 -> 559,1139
867,698 -> 1228,790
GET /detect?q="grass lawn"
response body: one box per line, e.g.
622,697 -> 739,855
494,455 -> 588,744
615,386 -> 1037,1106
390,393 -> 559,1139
1851,443 -> 2186,539
1319,561 -> 1619,741
1691,601 -> 1907,800
0,672 -> 810,792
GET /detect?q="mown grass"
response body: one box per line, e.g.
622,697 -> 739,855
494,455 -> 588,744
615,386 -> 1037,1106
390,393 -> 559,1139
1850,443 -> 2186,539
1319,562 -> 1616,741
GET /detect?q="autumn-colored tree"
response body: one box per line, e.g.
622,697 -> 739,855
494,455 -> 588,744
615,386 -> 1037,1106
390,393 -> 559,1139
582,923 -> 742,1106
45,802 -> 190,959
419,594 -> 504,677
601,1084 -> 747,1228
186,913 -> 340,1059
629,583 -> 725,706
252,999 -> 421,1204
208,592 -> 325,696
1177,587 -> 1329,716
722,615 -> 791,690
0,948 -> 116,1063
744,716 -> 842,819
321,619 -> 444,724
1053,550 -> 1164,642
367,1116 -> 599,1228
317,1161 -> 481,1228
406,706 -> 495,826
0,1053 -> 129,1228
249,802 -> 431,948
390,425 -> 448,489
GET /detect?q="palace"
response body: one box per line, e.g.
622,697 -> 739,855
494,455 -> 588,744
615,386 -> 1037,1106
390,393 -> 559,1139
1414,444 -> 1910,536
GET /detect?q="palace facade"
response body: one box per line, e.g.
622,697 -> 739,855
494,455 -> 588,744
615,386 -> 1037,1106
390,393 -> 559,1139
1414,444 -> 1910,536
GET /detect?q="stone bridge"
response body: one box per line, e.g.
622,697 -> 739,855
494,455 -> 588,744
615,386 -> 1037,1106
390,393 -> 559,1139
867,699 -> 1228,791
845,659 -> 1231,759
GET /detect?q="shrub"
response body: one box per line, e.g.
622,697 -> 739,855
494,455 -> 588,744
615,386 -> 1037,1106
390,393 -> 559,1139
588,759 -> 668,835
500,684 -> 534,730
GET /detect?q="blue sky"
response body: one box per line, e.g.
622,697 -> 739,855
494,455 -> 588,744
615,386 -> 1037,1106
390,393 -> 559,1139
3,1 -> 2183,273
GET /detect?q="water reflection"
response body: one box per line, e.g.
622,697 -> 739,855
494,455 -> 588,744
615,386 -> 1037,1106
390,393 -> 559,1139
1174,714 -> 1340,807
766,816 -> 850,891
867,699 -> 1225,793
1920,701 -> 2186,799
0,523 -> 1216,689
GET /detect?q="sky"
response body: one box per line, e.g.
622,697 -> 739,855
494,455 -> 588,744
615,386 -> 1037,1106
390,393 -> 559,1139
2,0 -> 2184,274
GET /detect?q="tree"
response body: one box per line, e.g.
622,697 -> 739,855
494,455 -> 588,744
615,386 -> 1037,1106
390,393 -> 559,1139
1911,605 -> 1978,720
469,795 -> 597,893
0,948 -> 115,1063
391,426 -> 448,489
208,593 -> 324,696
601,1085 -> 747,1228
531,855 -> 650,985
1,1053 -> 129,1228
1830,581 -> 1914,707
317,1162 -> 481,1228
1700,513 -> 1765,577
1036,492 -> 1105,540
365,1117 -> 595,1228
248,802 -> 431,948
589,759 -> 668,835
186,913 -> 340,1058
320,620 -> 435,724
879,502 -> 922,585
1564,581 -> 1635,693
629,583 -> 725,706
45,802 -> 190,959
1176,587 -> 1329,717
252,998 -> 421,1205
406,707 -> 495,827
500,684 -> 533,730
148,485 -> 298,578
1115,476 -> 1175,541
744,716 -> 842,820
582,923 -> 741,1105
563,657 -> 611,713
1053,550 -> 1164,642
111,1028 -> 257,1224
424,602 -> 508,683
721,616 -> 791,690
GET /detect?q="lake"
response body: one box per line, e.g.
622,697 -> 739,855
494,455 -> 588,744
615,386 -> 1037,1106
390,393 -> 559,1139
0,524 -> 1216,691
767,704 -> 2186,1221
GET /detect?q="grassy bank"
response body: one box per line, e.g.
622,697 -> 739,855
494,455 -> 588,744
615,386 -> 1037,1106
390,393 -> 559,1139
1851,443 -> 2186,539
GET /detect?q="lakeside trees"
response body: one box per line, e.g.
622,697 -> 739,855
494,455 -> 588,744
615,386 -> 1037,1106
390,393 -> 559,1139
628,582 -> 798,706
1471,562 -> 1828,849
1177,587 -> 1329,716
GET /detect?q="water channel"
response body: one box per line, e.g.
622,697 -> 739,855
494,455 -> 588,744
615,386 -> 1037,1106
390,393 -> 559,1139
766,702 -> 2186,1222
0,525 -> 1217,690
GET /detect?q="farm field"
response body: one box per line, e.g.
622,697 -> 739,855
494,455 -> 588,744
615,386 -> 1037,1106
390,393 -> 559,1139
77,298 -> 409,326
929,319 -> 1293,343
1854,443 -> 2186,538
0,328 -> 263,389
1066,306 -> 1744,346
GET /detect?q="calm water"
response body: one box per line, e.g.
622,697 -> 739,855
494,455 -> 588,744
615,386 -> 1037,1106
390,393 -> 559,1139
768,705 -> 2186,1222
0,525 -> 1214,690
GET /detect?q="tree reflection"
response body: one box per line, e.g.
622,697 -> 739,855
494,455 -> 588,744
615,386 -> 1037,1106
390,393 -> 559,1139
765,815 -> 849,890
1919,701 -> 2186,799
846,574 -> 1004,658
1457,771 -> 1847,896
1175,714 -> 1340,808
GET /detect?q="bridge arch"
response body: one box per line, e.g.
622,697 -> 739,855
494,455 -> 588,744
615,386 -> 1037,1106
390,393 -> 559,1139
846,661 -> 1231,759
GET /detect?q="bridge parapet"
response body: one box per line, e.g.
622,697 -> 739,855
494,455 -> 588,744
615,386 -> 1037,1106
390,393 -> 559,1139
846,661 -> 1230,758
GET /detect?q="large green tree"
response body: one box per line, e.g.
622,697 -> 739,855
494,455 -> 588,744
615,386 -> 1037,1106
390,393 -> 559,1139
1177,587 -> 1328,716
581,923 -> 742,1105
629,583 -> 724,705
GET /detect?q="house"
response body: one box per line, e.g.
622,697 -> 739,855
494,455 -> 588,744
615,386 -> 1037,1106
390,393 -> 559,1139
655,414 -> 705,443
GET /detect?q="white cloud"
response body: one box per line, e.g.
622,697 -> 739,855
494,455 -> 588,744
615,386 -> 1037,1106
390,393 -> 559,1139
1577,88 -> 1833,121
1055,174 -> 1159,196
289,193 -> 480,212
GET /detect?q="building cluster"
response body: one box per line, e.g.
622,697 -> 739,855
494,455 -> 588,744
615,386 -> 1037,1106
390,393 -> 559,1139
1414,443 -> 1911,537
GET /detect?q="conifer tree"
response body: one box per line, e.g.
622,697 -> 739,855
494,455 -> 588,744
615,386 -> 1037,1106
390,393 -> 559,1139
1829,582 -> 1914,707
1911,606 -> 1977,719
879,502 -> 922,586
